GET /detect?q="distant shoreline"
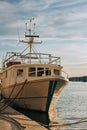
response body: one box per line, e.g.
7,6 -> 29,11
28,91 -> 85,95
69,76 -> 87,82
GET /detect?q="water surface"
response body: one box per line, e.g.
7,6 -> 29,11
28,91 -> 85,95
55,82 -> 87,130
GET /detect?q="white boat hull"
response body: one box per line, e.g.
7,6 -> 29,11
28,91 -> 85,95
1,77 -> 67,112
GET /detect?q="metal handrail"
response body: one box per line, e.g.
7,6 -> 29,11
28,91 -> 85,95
3,52 -> 61,67
61,70 -> 68,79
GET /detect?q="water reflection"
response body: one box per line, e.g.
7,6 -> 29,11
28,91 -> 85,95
14,106 -> 66,130
14,106 -> 49,128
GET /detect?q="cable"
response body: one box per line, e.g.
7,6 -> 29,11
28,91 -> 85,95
0,79 -> 27,112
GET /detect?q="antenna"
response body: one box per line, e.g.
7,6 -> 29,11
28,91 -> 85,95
25,18 -> 39,38
33,23 -> 36,34
29,18 -> 34,35
16,27 -> 20,46
25,23 -> 27,35
25,18 -> 35,36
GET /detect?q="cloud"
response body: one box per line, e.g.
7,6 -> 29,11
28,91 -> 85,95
0,0 -> 87,39
0,0 -> 87,71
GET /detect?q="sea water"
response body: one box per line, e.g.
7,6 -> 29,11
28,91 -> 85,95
54,82 -> 87,130
15,82 -> 87,130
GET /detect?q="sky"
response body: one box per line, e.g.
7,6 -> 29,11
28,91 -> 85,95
0,0 -> 87,76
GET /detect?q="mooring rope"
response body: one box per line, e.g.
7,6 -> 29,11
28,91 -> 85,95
38,117 -> 87,129
0,79 -> 27,112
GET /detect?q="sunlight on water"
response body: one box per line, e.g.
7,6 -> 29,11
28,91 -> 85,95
55,82 -> 87,130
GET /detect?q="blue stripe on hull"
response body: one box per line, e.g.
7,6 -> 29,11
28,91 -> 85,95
46,80 -> 57,112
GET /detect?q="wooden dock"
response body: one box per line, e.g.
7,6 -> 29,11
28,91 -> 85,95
0,100 -> 47,130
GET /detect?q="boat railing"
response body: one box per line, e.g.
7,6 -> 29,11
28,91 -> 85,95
61,70 -> 68,79
3,52 -> 61,68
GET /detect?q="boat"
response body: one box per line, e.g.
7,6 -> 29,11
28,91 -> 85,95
0,18 -> 68,112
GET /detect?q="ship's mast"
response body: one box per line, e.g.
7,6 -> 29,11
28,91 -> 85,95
27,18 -> 34,63
20,18 -> 42,63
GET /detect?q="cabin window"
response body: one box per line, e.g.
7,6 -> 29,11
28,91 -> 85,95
37,68 -> 44,76
45,68 -> 51,76
17,69 -> 24,77
28,67 -> 36,77
54,69 -> 60,75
